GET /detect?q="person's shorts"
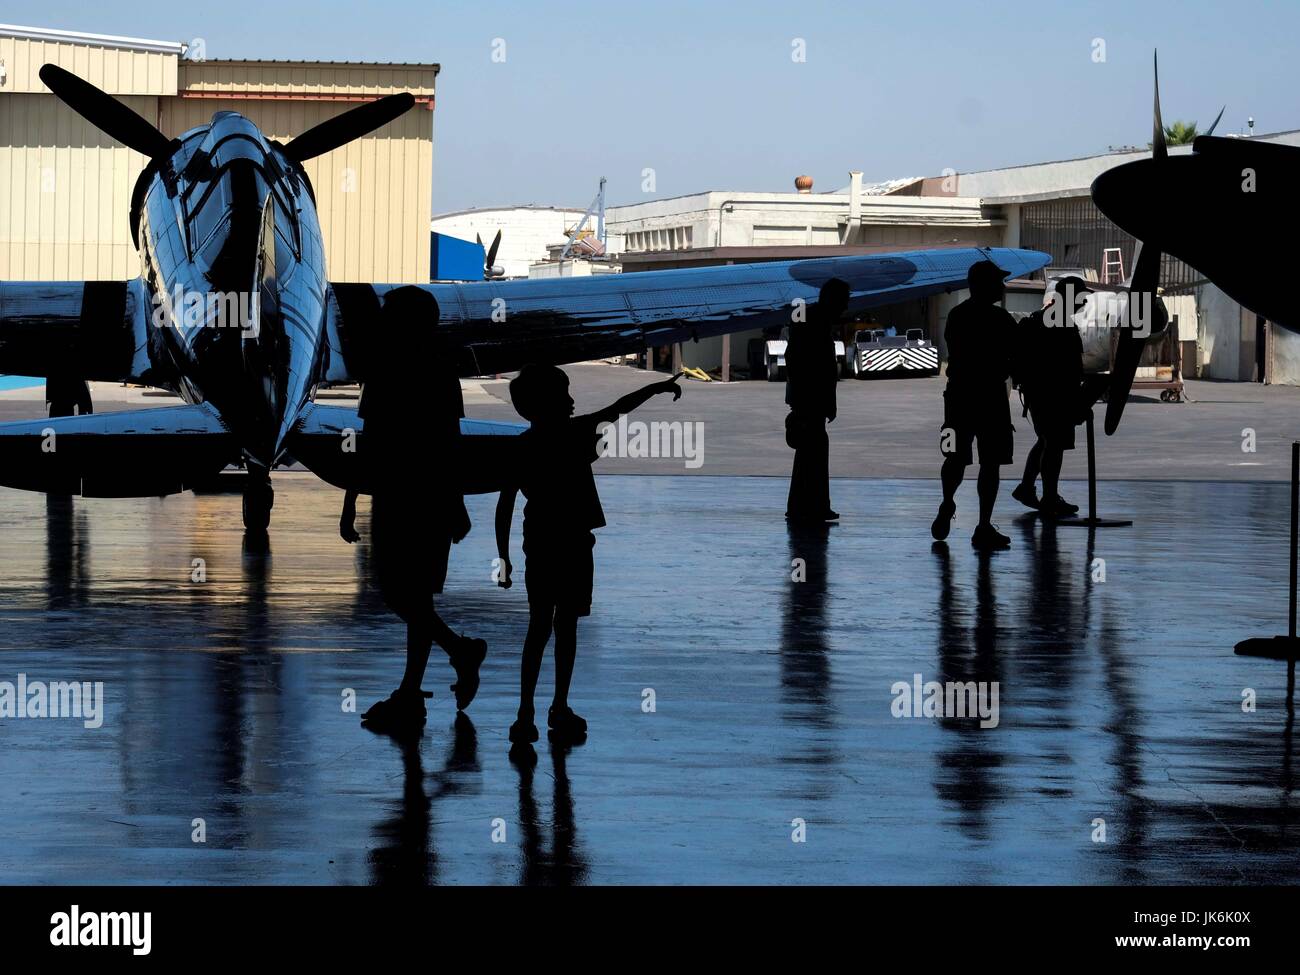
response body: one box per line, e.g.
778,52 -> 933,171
371,497 -> 452,614
1029,399 -> 1077,451
941,387 -> 1013,466
524,531 -> 595,618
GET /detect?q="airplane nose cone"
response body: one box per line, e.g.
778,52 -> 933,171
1091,159 -> 1161,242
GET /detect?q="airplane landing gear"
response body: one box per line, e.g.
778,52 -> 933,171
242,468 -> 274,534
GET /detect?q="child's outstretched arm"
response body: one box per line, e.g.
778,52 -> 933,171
587,372 -> 683,426
494,485 -> 518,588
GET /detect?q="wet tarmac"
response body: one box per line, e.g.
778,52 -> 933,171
0,474 -> 1297,884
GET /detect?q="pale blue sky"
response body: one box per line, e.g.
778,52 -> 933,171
10,0 -> 1298,210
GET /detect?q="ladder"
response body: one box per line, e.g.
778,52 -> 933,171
1101,247 -> 1126,284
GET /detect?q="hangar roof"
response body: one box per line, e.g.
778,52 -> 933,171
0,22 -> 185,55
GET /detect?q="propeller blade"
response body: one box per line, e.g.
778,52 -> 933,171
39,63 -> 172,158
283,93 -> 416,162
485,229 -> 502,269
1106,53 -> 1169,436
1106,332 -> 1139,436
1205,104 -> 1226,137
1151,51 -> 1168,162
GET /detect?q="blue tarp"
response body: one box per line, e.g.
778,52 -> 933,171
431,232 -> 486,282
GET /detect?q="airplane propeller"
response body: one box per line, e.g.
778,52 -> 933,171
1104,51 -> 1171,436
39,64 -> 173,158
283,93 -> 416,162
477,230 -> 504,279
41,62 -> 416,165
1205,104 -> 1226,137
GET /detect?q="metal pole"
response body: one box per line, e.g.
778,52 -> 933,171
1290,441 -> 1298,639
1086,411 -> 1098,522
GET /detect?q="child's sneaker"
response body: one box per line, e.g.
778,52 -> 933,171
971,523 -> 1011,550
548,705 -> 588,740
361,688 -> 431,732
449,635 -> 488,710
509,717 -> 539,744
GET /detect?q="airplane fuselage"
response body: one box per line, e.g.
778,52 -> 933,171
134,111 -> 328,469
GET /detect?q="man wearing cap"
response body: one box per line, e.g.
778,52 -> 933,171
1011,277 -> 1090,519
931,259 -> 1017,550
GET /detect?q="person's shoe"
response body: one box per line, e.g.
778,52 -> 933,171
1044,494 -> 1079,517
449,635 -> 488,711
1011,483 -> 1041,510
509,717 -> 539,744
971,523 -> 1011,550
548,705 -> 588,740
824,509 -> 841,521
361,688 -> 431,731
931,500 -> 956,541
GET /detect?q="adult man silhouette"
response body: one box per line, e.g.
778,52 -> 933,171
785,278 -> 848,524
931,260 -> 1017,550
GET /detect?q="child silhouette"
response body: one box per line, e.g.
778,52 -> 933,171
496,365 -> 683,744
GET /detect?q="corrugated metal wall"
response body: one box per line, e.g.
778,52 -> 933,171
170,60 -> 435,283
0,37 -> 168,279
0,34 -> 178,95
161,90 -> 432,283
0,93 -> 152,278
0,38 -> 435,284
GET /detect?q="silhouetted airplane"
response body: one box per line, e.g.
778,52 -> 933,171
0,64 -> 1051,532
1091,51 -> 1291,433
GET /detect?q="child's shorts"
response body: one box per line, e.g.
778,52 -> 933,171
371,496 -> 452,617
524,531 -> 595,617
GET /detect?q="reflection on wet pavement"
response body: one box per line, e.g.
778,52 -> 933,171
0,474 -> 1296,884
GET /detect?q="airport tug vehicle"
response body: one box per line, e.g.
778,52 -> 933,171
847,328 -> 939,378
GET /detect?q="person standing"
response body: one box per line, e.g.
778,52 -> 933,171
785,278 -> 849,525
494,365 -> 684,746
1011,277 -> 1091,518
931,260 -> 1018,550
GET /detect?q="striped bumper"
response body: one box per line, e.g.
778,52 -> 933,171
856,346 -> 939,374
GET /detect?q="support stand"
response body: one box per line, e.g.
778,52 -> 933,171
1056,409 -> 1133,529
1235,442 -> 1300,688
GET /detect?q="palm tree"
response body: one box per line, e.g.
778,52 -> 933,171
1157,120 -> 1200,146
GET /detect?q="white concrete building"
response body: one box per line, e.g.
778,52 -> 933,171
606,175 -> 1002,255
429,205 -> 588,279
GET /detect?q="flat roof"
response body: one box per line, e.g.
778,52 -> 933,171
954,131 -> 1300,179
200,58 -> 440,73
0,22 -> 186,55
432,204 -> 587,220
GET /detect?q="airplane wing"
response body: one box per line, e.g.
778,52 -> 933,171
320,247 -> 1051,382
0,279 -> 177,387
0,403 -> 238,496
286,402 -> 525,495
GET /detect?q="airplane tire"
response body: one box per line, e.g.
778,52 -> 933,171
242,476 -> 274,533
